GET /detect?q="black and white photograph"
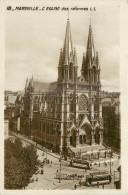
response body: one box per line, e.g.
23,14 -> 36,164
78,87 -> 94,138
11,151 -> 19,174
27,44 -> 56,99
2,0 -> 128,193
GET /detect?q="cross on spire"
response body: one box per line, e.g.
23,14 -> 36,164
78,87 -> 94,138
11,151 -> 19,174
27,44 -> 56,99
68,8 -> 70,20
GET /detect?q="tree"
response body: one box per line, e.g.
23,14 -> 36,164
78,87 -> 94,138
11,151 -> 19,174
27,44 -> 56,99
4,138 -> 38,189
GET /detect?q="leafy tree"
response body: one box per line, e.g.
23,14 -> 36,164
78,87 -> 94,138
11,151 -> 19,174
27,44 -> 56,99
4,138 -> 38,189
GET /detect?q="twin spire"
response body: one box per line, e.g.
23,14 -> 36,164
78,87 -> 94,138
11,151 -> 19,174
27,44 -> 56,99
58,17 -> 78,83
58,16 -> 100,84
63,18 -> 73,65
59,17 -> 76,67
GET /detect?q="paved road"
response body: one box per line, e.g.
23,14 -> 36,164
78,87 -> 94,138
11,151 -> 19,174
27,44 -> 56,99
10,132 -> 120,190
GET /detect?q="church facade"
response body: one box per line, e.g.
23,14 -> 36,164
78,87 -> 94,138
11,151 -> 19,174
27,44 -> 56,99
21,18 -> 103,154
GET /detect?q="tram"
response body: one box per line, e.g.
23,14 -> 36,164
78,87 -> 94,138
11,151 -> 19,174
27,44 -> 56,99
70,158 -> 92,169
86,171 -> 111,186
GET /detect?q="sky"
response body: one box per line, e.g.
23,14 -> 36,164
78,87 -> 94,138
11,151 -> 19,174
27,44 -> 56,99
5,2 -> 120,92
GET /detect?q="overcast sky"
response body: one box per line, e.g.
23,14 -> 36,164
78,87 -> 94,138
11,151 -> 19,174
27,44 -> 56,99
5,2 -> 120,92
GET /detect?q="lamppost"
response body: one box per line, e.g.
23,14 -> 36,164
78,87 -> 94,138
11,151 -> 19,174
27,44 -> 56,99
46,147 -> 47,162
59,153 -> 62,183
29,117 -> 32,139
110,148 -> 112,174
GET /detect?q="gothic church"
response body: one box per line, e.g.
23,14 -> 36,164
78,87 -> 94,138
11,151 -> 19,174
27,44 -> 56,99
21,18 -> 103,154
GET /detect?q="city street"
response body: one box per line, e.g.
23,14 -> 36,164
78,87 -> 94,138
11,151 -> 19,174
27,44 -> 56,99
10,132 -> 120,190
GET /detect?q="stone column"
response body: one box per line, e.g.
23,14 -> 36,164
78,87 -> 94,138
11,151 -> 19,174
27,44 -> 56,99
60,92 -> 64,152
67,135 -> 70,147
91,131 -> 95,145
91,127 -> 95,145
75,94 -> 78,121
99,102 -> 102,118
91,103 -> 94,120
99,131 -> 103,145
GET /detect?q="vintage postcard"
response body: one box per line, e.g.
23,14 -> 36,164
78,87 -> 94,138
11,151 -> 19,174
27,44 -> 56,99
0,0 -> 128,194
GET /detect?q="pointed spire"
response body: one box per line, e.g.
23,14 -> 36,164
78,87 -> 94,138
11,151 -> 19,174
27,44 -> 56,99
25,77 -> 28,89
73,47 -> 77,66
96,52 -> 100,69
81,52 -> 86,74
63,17 -> 73,65
59,48 -> 63,66
31,75 -> 34,88
86,22 -> 95,66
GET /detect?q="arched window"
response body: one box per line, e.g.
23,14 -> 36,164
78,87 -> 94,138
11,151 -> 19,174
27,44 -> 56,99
78,94 -> 88,112
69,93 -> 74,112
33,96 -> 39,111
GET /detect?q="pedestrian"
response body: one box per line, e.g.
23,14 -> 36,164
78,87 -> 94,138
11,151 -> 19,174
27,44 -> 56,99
102,184 -> 104,189
74,184 -> 77,190
109,175 -> 112,183
36,177 -> 38,182
99,162 -> 100,167
97,182 -> 99,188
51,160 -> 52,165
41,169 -> 44,174
57,169 -> 58,174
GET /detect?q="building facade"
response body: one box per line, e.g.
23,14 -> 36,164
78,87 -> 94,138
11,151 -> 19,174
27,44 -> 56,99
20,18 -> 104,154
102,92 -> 120,150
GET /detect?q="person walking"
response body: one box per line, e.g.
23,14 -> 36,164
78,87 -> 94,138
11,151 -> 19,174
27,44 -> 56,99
41,169 -> 44,174
109,175 -> 112,183
74,184 -> 77,190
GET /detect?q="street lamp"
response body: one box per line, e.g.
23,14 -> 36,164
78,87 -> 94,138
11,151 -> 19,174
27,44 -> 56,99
110,148 -> 112,174
59,153 -> 62,183
46,148 -> 47,162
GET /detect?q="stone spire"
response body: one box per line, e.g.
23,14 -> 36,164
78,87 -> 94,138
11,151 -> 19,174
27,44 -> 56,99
86,23 -> 95,68
58,48 -> 63,67
81,22 -> 101,84
30,75 -> 34,92
25,78 -> 28,89
96,51 -> 100,69
63,18 -> 73,65
58,17 -> 78,83
73,47 -> 77,66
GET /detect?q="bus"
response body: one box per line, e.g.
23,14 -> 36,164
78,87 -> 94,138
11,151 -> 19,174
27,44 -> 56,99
86,171 -> 111,186
70,158 -> 92,169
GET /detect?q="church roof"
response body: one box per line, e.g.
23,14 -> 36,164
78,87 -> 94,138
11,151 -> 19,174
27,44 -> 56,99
33,81 -> 50,93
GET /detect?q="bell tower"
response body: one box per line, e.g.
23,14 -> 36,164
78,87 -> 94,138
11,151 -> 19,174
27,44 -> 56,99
58,18 -> 78,84
81,23 -> 100,85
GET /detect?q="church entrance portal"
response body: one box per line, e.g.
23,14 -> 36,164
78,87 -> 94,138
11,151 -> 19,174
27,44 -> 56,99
95,128 -> 100,144
70,129 -> 76,147
79,134 -> 86,144
81,124 -> 91,145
